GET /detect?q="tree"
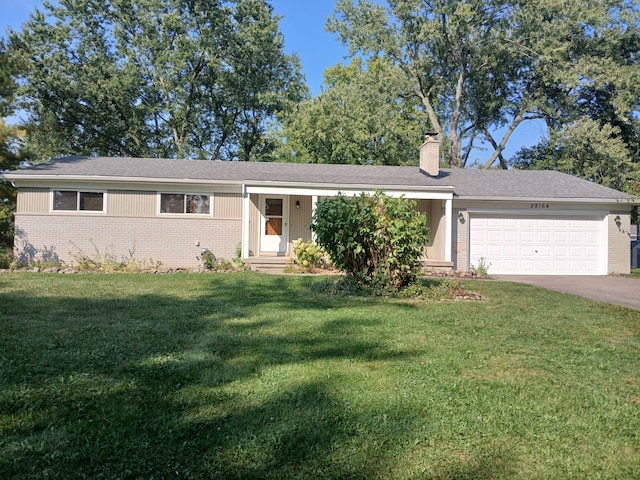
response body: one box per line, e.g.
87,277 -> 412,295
512,119 -> 639,193
328,0 -> 640,171
511,3 -> 640,198
8,0 -> 307,162
274,57 -> 427,165
310,191 -> 429,293
0,42 -> 23,252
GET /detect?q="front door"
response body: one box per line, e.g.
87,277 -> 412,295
260,196 -> 288,254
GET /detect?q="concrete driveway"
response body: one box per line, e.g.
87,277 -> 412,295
492,275 -> 640,310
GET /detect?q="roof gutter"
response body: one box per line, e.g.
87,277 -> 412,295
3,173 -> 457,194
1,173 -> 244,187
455,195 -> 639,205
243,179 -> 456,193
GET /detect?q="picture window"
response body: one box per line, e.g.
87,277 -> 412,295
160,193 -> 211,215
53,190 -> 104,212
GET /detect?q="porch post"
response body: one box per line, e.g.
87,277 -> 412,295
444,197 -> 452,262
242,185 -> 251,258
311,195 -> 318,242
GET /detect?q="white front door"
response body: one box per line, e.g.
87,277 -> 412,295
260,196 -> 288,254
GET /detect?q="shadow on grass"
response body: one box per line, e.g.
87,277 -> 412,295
0,273 -> 515,479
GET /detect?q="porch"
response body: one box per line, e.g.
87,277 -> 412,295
240,186 -> 455,271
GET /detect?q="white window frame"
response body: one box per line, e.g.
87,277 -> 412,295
158,192 -> 213,216
51,189 -> 106,213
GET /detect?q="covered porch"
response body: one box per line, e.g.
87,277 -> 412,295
240,184 -> 454,272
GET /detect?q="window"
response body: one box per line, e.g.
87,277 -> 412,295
53,190 -> 104,212
160,193 -> 211,215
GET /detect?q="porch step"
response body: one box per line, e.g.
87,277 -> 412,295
245,257 -> 291,274
247,258 -> 453,274
421,260 -> 454,273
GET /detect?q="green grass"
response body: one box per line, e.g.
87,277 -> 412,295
629,268 -> 640,278
1,273 -> 639,479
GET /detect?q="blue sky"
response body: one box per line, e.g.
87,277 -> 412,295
1,0 -> 545,161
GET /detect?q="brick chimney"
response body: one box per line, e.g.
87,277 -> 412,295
420,132 -> 440,177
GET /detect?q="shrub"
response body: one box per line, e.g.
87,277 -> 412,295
310,191 -> 429,293
199,249 -> 235,272
69,240 -> 161,272
0,248 -> 13,269
471,257 -> 491,277
200,249 -> 217,270
289,238 -> 327,272
233,243 -> 248,270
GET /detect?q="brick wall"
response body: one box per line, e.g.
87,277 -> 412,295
608,212 -> 631,274
14,214 -> 242,269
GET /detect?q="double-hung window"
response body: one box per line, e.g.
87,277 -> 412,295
160,193 -> 211,215
53,190 -> 104,212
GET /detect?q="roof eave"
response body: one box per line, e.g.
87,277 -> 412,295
454,195 -> 639,205
4,174 -> 457,193
1,174 -> 244,186
243,179 -> 456,192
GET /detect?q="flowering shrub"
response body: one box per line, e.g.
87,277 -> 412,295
290,238 -> 327,272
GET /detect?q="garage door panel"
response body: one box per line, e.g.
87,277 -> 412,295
584,232 -> 600,242
553,259 -> 568,270
520,259 -> 535,271
520,231 -> 535,242
585,246 -> 600,256
504,231 -> 518,242
554,231 -> 568,242
469,214 -> 605,275
503,218 -> 519,227
568,245 -> 584,256
537,246 -> 551,256
487,230 -> 502,242
502,259 -> 517,270
536,231 -> 552,242
520,245 -> 535,256
503,245 -> 518,256
569,231 -> 584,242
552,245 -> 568,256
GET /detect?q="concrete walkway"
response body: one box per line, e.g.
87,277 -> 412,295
492,275 -> 640,310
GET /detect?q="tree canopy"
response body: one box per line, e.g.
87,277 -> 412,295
328,0 -> 640,177
274,57 -> 427,165
8,0 -> 307,162
0,42 -> 22,250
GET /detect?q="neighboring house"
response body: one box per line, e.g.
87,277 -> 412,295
3,136 -> 638,275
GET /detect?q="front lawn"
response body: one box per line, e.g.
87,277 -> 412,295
1,273 -> 638,479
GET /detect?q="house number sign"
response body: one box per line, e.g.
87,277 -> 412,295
530,203 -> 550,209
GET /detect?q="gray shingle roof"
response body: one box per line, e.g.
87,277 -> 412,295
4,155 -> 634,201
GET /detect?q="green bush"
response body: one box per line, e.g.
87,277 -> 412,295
310,191 -> 429,293
200,249 -> 235,272
290,238 -> 327,272
0,248 -> 13,269
0,202 -> 15,252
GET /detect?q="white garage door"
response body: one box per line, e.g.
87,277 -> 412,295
469,214 -> 606,275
